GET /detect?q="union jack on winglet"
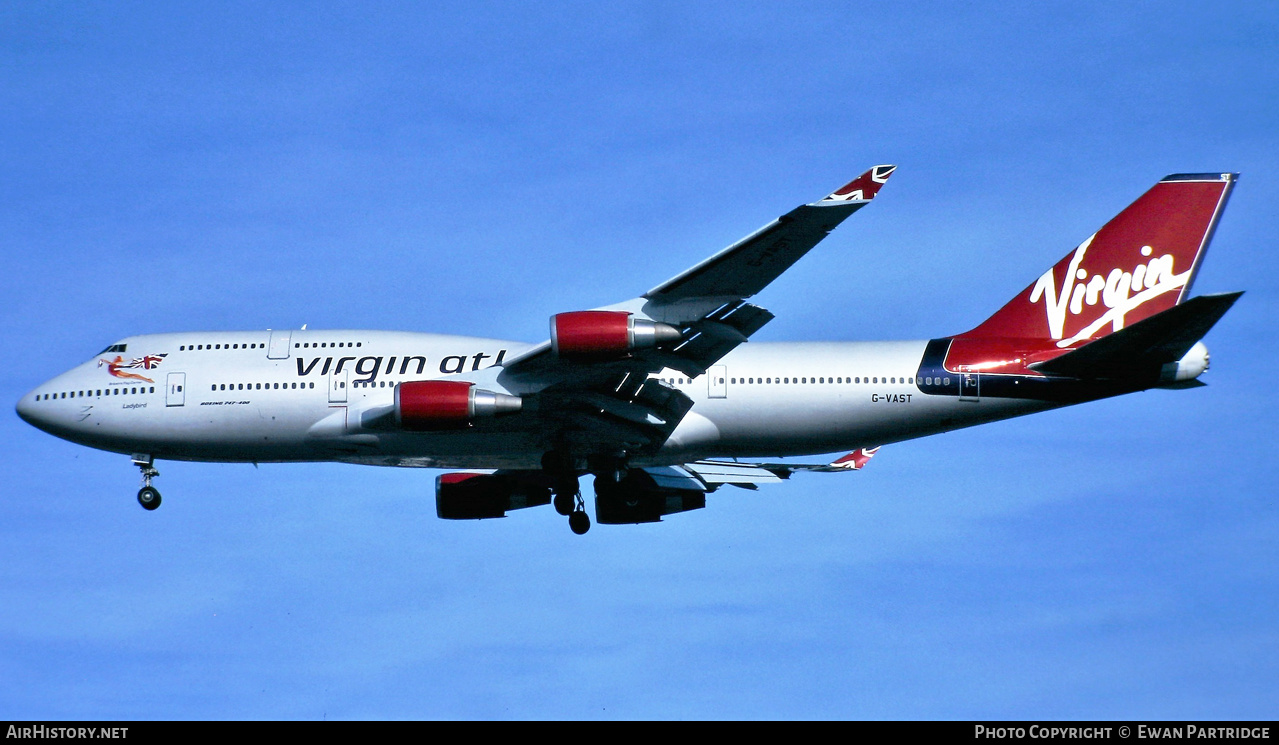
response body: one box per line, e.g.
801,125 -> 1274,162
821,165 -> 897,203
827,447 -> 881,470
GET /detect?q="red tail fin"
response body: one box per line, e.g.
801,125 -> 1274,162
963,173 -> 1235,349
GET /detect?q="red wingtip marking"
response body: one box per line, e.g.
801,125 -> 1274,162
833,446 -> 881,469
825,165 -> 897,202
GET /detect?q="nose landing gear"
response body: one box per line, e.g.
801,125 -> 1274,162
137,485 -> 161,510
132,454 -> 161,511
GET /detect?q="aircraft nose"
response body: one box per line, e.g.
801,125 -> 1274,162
17,379 -> 101,444
16,383 -> 66,436
16,390 -> 41,428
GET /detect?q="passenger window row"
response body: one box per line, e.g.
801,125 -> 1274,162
212,382 -> 316,391
660,375 -> 923,386
37,386 -> 155,401
179,341 -> 365,352
180,343 -> 262,351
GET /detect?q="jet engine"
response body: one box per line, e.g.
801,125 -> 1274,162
436,472 -> 551,519
395,380 -> 522,430
550,311 -> 681,360
593,469 -> 706,524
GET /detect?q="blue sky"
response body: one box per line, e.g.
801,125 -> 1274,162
1,3 -> 1276,719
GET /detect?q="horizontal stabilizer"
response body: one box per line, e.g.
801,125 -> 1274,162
1031,291 -> 1242,379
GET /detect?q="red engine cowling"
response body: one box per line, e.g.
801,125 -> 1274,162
395,380 -> 522,430
550,311 -> 681,360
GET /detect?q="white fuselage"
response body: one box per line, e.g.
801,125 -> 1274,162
17,330 -> 1056,470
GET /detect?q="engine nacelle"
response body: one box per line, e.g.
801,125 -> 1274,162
395,380 -> 522,431
550,311 -> 681,360
1160,341 -> 1210,383
436,472 -> 551,520
593,470 -> 706,524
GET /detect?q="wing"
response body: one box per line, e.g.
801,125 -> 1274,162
644,164 -> 898,303
471,166 -> 896,459
433,450 -> 883,521
686,447 -> 883,488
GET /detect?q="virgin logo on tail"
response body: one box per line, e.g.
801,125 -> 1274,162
957,174 -> 1232,348
1030,236 -> 1190,348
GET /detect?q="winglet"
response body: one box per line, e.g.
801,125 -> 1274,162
828,446 -> 881,470
820,165 -> 897,203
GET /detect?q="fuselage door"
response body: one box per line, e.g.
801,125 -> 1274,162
267,330 -> 292,360
708,365 -> 727,399
166,372 -> 186,407
329,366 -> 349,404
960,372 -> 980,402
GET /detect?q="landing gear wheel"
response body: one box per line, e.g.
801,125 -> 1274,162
553,492 -> 575,516
133,455 -> 161,511
137,486 -> 162,511
568,510 -> 591,535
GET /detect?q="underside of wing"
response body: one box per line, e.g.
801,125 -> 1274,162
686,447 -> 882,487
429,445 -> 883,523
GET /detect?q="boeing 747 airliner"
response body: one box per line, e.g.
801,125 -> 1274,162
16,166 -> 1240,534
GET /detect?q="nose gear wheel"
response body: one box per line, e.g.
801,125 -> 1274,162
132,455 -> 161,511
137,486 -> 161,510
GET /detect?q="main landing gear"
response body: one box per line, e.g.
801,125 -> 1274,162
553,477 -> 590,535
544,451 -> 590,535
132,454 -> 161,511
567,496 -> 590,535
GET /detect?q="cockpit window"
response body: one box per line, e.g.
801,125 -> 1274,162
97,343 -> 127,354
